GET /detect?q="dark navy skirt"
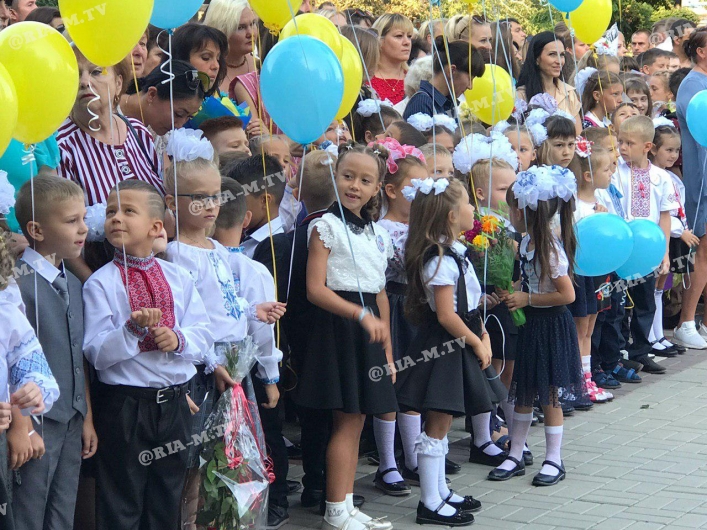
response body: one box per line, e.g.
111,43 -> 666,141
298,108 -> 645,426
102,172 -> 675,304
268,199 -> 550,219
509,305 -> 584,408
568,275 -> 598,318
387,281 -> 416,363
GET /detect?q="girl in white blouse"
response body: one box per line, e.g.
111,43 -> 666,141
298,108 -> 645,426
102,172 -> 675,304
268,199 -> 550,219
396,178 -> 492,527
298,142 -> 397,530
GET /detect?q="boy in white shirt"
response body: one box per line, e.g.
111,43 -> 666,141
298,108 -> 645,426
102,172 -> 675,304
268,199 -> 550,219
610,115 -> 673,373
83,180 -> 214,530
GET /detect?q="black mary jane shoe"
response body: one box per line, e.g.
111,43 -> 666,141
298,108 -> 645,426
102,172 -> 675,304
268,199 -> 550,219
487,456 -> 525,481
444,490 -> 482,513
445,457 -> 462,475
415,501 -> 475,527
661,337 -> 686,354
532,460 -> 566,487
507,441 -> 534,467
373,468 -> 411,496
468,441 -> 508,467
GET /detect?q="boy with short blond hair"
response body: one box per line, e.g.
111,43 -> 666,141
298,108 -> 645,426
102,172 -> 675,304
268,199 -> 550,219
12,175 -> 93,530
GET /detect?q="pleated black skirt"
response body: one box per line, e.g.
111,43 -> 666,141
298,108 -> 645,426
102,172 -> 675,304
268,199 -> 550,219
387,281 -> 416,363
396,312 -> 506,417
294,291 -> 398,415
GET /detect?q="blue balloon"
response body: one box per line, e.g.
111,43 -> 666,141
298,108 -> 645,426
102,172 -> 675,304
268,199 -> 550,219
687,90 -> 707,148
575,213 -> 633,276
261,35 -> 343,145
550,0 -> 583,13
150,0 -> 203,29
615,219 -> 666,280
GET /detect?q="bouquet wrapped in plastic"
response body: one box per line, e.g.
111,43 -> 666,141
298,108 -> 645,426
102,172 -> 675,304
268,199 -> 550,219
460,213 -> 526,327
196,338 -> 273,530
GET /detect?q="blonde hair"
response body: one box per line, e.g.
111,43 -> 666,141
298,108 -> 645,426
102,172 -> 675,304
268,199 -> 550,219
15,176 -> 84,239
0,232 -> 13,292
372,13 -> 415,39
470,158 -> 514,196
164,157 -> 220,195
619,115 -> 655,143
444,15 -> 487,41
340,25 -> 380,78
650,70 -> 673,100
419,19 -> 446,41
301,150 -> 337,212
204,0 -> 249,38
419,144 -> 451,160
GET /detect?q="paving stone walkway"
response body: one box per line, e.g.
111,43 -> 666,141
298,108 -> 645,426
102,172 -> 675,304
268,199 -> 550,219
287,347 -> 707,529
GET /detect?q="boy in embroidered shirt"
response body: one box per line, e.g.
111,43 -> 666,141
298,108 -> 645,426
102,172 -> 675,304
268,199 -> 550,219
612,115 -> 673,372
83,179 -> 214,530
226,154 -> 294,527
11,176 -> 97,530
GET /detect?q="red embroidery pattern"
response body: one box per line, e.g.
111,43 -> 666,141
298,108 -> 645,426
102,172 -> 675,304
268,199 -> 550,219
630,167 -> 651,219
114,255 -> 176,352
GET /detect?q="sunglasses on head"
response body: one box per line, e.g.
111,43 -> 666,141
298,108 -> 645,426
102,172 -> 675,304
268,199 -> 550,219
164,70 -> 211,93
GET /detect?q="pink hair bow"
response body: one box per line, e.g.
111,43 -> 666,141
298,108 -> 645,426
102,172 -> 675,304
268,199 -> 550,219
369,137 -> 426,174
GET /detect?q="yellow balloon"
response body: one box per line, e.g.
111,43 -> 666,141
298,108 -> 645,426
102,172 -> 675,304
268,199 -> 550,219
250,0 -> 302,33
280,14 -> 344,60
563,0 -> 612,46
0,64 -> 18,157
463,64 -> 514,125
0,22 -> 78,145
335,37 -> 364,121
59,0 -> 153,67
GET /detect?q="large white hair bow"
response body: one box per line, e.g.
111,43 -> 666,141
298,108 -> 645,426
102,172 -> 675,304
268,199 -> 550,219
0,171 -> 14,216
167,128 -> 214,162
453,131 -> 519,174
356,98 -> 393,117
575,67 -> 598,98
512,165 -> 577,210
401,177 -> 449,202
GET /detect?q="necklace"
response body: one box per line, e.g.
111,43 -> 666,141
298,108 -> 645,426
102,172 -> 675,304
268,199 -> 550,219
227,55 -> 248,69
180,233 -> 211,249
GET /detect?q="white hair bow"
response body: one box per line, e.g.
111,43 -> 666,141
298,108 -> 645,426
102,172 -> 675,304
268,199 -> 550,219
0,171 -> 14,216
401,177 -> 450,202
512,165 -> 577,210
166,128 -> 214,162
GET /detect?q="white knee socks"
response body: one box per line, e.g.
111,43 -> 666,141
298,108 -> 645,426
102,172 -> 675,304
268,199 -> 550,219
373,418 -> 402,483
541,425 -> 563,477
496,411 -> 532,472
415,433 -> 455,516
397,412 -> 421,471
650,290 -> 664,346
471,412 -> 503,456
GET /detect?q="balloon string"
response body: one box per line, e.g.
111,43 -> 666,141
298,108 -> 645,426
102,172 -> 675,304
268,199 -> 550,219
286,144 -> 308,303
24,144 -> 39,335
87,78 -> 102,132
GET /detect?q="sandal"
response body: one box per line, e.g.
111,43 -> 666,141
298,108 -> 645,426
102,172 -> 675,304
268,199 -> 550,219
592,368 -> 622,389
612,364 -> 642,383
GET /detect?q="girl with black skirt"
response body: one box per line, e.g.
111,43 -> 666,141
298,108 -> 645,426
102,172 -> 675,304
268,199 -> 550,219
374,144 -> 428,496
489,165 -> 584,487
297,142 -> 397,530
396,178 -> 496,527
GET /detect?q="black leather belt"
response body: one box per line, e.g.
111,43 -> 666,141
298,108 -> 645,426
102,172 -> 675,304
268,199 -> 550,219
106,382 -> 189,404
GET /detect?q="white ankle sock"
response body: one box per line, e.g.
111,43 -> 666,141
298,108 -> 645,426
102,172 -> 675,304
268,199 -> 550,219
581,355 -> 591,375
541,425 -> 563,477
373,418 -> 402,483
496,411 -> 532,472
416,434 -> 455,516
397,412 -> 421,471
651,290 -> 665,346
471,412 -> 503,456
345,493 -> 372,523
326,500 -> 364,529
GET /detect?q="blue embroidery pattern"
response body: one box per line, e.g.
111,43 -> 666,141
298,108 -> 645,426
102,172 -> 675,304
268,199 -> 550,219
208,251 -> 244,320
10,349 -> 53,386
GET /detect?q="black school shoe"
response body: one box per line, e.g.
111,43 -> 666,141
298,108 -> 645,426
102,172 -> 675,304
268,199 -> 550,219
373,468 -> 411,496
300,488 -> 322,508
532,460 -> 566,487
487,456 -> 525,481
446,457 -> 462,475
287,480 -> 302,495
402,466 -> 449,486
444,491 -> 482,513
468,441 -> 508,467
660,337 -> 686,354
634,354 -> 666,374
416,501 -> 475,526
266,505 -> 290,530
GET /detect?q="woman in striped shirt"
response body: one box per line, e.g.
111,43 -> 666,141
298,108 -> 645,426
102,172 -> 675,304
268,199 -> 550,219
58,50 -> 162,208
58,50 -> 163,279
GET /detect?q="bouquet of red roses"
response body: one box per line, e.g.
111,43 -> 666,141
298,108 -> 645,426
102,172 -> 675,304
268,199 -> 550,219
460,213 -> 526,327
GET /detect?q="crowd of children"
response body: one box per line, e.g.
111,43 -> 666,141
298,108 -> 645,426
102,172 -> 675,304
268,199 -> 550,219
0,6 -> 705,530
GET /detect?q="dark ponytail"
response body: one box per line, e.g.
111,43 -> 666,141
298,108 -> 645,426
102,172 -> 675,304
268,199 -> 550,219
684,27 -> 707,63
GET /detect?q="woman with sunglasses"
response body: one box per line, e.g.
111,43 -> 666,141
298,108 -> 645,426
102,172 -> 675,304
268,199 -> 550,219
121,60 -> 207,139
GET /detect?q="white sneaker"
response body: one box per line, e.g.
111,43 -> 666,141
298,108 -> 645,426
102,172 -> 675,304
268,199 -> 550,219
673,322 -> 707,350
699,324 -> 707,340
